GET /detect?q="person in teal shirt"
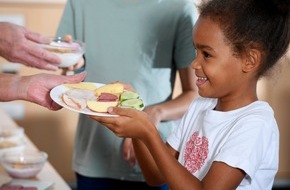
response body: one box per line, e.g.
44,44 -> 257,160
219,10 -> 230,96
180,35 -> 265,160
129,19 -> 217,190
57,0 -> 198,189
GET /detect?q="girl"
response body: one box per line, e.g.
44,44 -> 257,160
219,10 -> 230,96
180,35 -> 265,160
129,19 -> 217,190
90,0 -> 290,189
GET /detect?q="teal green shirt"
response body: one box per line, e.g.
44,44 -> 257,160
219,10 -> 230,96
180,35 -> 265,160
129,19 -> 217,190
57,0 -> 197,180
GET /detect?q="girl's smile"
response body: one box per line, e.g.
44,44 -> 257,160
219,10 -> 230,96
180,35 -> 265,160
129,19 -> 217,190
191,16 -> 258,111
196,76 -> 208,87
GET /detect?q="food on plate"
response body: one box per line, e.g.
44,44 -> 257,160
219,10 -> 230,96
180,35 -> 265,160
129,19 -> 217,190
98,93 -> 119,102
119,91 -> 139,101
62,94 -> 86,110
87,100 -> 119,113
62,88 -> 96,110
95,83 -> 124,96
119,99 -> 144,110
119,91 -> 144,110
63,82 -> 97,91
60,82 -> 144,113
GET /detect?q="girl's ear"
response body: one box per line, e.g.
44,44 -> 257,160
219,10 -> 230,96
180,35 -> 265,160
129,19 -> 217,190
242,49 -> 261,73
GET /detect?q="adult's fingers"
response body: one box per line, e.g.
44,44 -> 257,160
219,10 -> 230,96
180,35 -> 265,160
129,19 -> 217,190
9,50 -> 59,71
27,42 -> 61,65
25,30 -> 51,44
64,35 -> 73,42
64,71 -> 87,83
48,101 -> 63,111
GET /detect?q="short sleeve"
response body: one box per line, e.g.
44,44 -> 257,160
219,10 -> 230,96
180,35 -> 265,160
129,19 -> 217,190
214,117 -> 277,185
174,3 -> 198,69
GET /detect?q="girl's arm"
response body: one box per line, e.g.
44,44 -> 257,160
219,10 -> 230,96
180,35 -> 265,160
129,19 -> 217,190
90,107 -> 245,190
139,130 -> 245,190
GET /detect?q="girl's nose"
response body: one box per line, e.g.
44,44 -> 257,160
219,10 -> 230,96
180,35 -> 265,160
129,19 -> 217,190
191,57 -> 201,69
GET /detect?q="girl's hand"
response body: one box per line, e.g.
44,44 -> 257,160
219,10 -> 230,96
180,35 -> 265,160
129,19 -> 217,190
89,107 -> 155,140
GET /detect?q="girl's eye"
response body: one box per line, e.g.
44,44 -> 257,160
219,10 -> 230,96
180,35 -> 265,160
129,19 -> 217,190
203,51 -> 211,58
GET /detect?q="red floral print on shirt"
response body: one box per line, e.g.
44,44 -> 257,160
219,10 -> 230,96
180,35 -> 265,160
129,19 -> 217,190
184,131 -> 208,174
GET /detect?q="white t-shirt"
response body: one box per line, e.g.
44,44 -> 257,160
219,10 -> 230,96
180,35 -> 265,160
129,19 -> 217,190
167,97 -> 279,190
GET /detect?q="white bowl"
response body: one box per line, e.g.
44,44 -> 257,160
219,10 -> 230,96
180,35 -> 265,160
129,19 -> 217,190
0,127 -> 24,142
0,137 -> 26,152
0,127 -> 26,157
0,150 -> 48,179
40,37 -> 85,68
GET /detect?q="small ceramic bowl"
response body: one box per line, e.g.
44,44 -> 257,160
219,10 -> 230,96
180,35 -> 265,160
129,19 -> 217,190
0,150 -> 48,178
0,127 -> 26,157
40,37 -> 85,68
0,127 -> 24,142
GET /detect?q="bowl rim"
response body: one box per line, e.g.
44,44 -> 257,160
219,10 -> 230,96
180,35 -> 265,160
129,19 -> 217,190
0,150 -> 48,179
48,36 -> 85,51
0,150 -> 48,163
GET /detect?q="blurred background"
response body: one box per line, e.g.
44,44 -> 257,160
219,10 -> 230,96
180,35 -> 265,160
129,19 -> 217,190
0,0 -> 289,189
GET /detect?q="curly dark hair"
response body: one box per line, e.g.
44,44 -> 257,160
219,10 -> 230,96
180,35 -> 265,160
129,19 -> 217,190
198,0 -> 290,77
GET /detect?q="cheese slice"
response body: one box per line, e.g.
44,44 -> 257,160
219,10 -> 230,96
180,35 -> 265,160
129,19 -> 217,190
64,82 -> 97,91
95,83 -> 124,97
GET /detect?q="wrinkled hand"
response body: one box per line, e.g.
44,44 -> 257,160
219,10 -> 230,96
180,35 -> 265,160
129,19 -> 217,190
0,22 -> 61,70
22,72 -> 86,110
123,138 -> 137,167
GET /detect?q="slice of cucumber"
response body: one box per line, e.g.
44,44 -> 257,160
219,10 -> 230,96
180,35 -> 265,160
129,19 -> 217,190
119,98 -> 144,110
119,91 -> 140,102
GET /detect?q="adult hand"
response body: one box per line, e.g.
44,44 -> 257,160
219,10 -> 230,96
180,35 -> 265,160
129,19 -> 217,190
0,22 -> 61,70
123,138 -> 137,167
19,72 -> 86,110
61,57 -> 85,75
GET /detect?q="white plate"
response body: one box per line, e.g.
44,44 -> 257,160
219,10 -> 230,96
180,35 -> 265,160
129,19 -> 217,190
50,83 -> 119,117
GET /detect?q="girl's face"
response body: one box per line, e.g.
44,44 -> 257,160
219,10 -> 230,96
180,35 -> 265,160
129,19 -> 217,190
192,16 -> 248,103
